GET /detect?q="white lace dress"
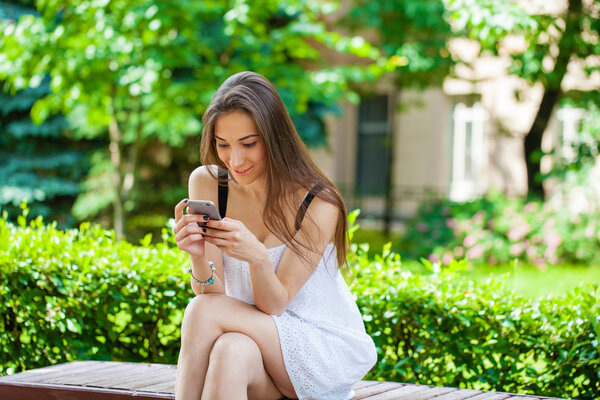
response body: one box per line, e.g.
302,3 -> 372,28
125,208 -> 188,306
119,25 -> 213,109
222,243 -> 377,400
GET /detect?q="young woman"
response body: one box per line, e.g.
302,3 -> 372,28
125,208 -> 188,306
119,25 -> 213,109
172,71 -> 376,400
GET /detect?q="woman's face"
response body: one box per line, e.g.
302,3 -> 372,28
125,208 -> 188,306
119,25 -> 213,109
214,111 -> 267,185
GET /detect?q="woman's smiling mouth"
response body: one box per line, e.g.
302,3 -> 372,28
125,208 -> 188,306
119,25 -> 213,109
234,166 -> 253,175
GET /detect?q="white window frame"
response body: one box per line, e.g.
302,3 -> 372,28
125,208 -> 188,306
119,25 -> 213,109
556,106 -> 585,162
449,102 -> 488,202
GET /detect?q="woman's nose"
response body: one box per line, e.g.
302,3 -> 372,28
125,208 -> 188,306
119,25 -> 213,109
230,148 -> 244,168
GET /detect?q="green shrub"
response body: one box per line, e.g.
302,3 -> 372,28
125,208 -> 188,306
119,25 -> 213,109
401,191 -> 600,267
349,241 -> 600,399
1,209 -> 599,399
0,207 -> 189,374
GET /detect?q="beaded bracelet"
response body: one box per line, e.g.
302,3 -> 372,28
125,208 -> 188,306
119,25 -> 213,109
188,261 -> 215,294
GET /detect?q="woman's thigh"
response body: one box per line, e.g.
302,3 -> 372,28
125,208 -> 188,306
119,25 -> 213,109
183,293 -> 296,398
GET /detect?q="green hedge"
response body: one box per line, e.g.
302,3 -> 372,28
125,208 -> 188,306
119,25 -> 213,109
1,210 -> 599,399
0,209 -> 189,373
349,243 -> 599,399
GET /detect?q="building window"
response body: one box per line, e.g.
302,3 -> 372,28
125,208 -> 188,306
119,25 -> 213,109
355,95 -> 389,196
556,106 -> 585,162
449,102 -> 488,202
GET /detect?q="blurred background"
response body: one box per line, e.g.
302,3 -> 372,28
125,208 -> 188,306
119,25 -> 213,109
1,0 -> 599,297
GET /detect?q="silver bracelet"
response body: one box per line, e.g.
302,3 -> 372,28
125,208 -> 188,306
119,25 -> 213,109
188,261 -> 215,294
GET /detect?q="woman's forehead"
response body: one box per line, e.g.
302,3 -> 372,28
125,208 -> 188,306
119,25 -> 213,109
214,111 -> 260,141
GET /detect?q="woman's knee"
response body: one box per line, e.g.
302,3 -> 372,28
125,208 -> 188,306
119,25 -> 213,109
208,333 -> 260,378
181,294 -> 224,339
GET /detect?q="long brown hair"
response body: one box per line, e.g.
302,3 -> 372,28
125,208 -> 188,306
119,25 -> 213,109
200,71 -> 348,269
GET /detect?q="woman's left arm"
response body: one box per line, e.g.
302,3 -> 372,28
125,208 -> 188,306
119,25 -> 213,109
202,199 -> 339,315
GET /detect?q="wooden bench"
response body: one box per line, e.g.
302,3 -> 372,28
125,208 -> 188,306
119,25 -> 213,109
0,361 -> 564,400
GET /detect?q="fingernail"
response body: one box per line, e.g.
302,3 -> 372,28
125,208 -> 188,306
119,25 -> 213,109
203,215 -> 209,220
184,198 -> 189,203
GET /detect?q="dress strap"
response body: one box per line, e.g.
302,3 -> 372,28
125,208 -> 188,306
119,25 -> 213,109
294,184 -> 322,231
217,167 -> 228,219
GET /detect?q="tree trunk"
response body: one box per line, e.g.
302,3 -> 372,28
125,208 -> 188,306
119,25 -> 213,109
523,0 -> 582,199
108,117 -> 125,240
383,89 -> 398,237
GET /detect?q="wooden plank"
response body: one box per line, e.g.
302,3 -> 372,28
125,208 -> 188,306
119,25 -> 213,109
353,381 -> 406,399
466,392 -> 512,400
431,388 -> 484,400
0,381 -> 172,400
354,380 -> 382,390
50,363 -> 135,386
136,379 -> 176,394
0,361 -> 104,383
359,383 -> 430,400
82,364 -> 171,388
394,386 -> 458,400
92,364 -> 175,391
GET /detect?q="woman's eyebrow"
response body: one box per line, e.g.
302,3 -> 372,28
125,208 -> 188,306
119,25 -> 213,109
214,134 -> 259,141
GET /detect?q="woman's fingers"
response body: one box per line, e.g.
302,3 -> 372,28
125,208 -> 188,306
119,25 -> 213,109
177,233 -> 205,250
174,198 -> 189,224
173,213 -> 209,235
174,223 -> 205,243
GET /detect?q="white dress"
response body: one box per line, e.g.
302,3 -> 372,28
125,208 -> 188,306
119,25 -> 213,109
222,242 -> 377,400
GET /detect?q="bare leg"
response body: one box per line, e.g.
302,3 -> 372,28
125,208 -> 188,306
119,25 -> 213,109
202,332 -> 284,400
174,294 -> 297,400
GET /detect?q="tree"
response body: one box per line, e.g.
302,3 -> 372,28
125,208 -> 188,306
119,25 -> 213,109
341,0 -> 455,235
446,0 -> 600,199
0,0 -> 394,238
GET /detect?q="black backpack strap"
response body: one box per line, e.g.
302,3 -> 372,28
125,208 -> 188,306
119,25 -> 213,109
294,184 -> 322,231
217,167 -> 228,219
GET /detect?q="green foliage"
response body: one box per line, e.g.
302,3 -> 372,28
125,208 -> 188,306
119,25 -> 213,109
342,0 -> 454,88
0,207 -> 188,374
0,78 -> 92,227
350,243 -> 600,399
1,208 -> 599,399
401,191 -> 600,267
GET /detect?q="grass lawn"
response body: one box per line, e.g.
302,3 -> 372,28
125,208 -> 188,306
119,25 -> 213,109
352,229 -> 600,299
401,259 -> 600,299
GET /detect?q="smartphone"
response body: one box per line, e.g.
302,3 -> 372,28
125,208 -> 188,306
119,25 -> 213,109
187,200 -> 222,220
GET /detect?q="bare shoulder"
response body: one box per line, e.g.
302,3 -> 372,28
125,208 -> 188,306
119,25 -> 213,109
188,165 -> 220,201
306,196 -> 339,222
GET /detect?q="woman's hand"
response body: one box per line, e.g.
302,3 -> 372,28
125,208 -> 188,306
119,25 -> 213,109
203,218 -> 268,265
173,199 -> 209,258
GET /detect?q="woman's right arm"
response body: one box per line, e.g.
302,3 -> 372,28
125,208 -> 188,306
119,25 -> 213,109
173,166 -> 226,295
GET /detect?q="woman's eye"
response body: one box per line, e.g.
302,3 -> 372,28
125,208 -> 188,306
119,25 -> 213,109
243,142 -> 257,148
217,143 -> 229,148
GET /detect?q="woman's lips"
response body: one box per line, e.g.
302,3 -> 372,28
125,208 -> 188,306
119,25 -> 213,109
234,166 -> 253,176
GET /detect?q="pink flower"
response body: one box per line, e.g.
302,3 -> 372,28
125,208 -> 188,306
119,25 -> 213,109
442,252 -> 453,265
454,246 -> 464,257
445,218 -> 457,229
534,258 -> 547,269
544,246 -> 558,263
510,243 -> 524,256
544,230 -> 561,248
463,234 -> 476,247
466,244 -> 484,260
523,202 -> 538,213
508,222 -> 530,241
526,246 -> 537,257
428,254 -> 440,263
585,225 -> 594,239
473,212 -> 484,224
